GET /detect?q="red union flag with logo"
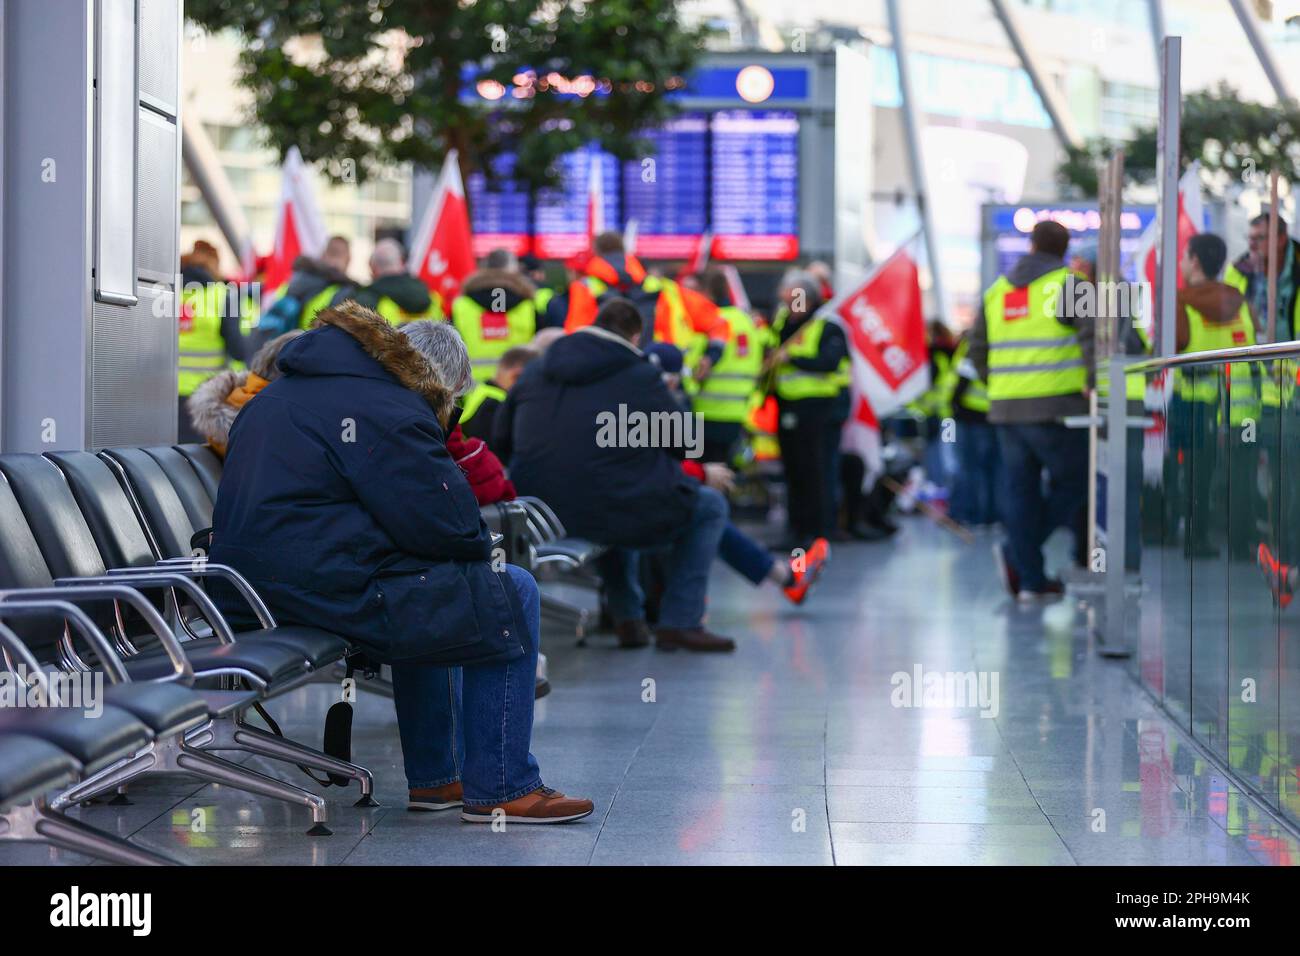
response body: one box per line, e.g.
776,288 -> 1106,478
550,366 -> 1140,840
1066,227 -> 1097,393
828,237 -> 929,483
410,149 -> 475,304
261,146 -> 327,305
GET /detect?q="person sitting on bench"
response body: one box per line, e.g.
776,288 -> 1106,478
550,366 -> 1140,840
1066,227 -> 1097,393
208,301 -> 593,823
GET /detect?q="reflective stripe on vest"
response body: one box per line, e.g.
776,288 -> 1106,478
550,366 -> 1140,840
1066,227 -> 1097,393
461,382 -> 507,425
983,268 -> 1086,401
694,306 -> 764,423
178,283 -> 230,397
452,296 -> 538,382
771,313 -> 840,401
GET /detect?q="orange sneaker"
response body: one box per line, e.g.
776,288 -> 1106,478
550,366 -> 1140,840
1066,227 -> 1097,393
1258,542 -> 1295,609
408,781 -> 463,812
461,786 -> 594,824
783,537 -> 830,605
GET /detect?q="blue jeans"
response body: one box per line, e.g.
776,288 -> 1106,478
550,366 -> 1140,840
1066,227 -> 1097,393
950,419 -> 1002,526
718,522 -> 775,586
389,564 -> 543,807
599,485 -> 729,629
997,423 -> 1087,591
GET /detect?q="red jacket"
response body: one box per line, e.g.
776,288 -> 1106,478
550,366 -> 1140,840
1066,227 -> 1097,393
446,425 -> 516,505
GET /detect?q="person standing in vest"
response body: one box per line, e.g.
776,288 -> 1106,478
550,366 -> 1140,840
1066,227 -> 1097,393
350,238 -> 436,324
260,235 -> 357,337
763,270 -> 848,550
970,220 -> 1093,602
691,269 -> 765,463
178,240 -> 250,442
1173,233 -> 1257,559
1225,212 -> 1300,343
450,248 -> 538,384
945,332 -> 1000,529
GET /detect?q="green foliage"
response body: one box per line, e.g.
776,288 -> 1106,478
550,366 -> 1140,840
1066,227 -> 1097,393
1058,84 -> 1300,196
185,0 -> 709,185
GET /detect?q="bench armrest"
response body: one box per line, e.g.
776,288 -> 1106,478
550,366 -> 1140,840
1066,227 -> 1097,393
0,585 -> 193,683
108,561 -> 277,629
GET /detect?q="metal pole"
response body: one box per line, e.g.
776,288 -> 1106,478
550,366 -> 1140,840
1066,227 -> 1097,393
1267,172 -> 1280,344
1227,0 -> 1296,106
1145,0 -> 1165,77
180,110 -> 252,265
884,0 -> 949,322
1156,36 -> 1181,358
1102,153 -> 1130,657
987,0 -> 1083,152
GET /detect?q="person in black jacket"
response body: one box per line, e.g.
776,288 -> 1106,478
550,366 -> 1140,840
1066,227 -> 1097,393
209,302 -> 592,823
494,299 -> 735,652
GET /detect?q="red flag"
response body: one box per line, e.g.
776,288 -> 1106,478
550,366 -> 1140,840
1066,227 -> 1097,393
410,149 -> 475,304
1134,162 -> 1203,290
261,147 -> 327,303
828,237 -> 929,485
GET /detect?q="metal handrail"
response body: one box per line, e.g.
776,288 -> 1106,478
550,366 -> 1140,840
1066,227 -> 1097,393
1125,340 -> 1300,375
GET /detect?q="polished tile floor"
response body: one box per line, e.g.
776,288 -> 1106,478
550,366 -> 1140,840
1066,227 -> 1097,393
4,519 -> 1296,865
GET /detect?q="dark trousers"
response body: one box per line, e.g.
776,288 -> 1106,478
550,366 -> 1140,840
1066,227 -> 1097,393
950,419 -> 1001,526
778,401 -> 836,542
997,422 -> 1088,591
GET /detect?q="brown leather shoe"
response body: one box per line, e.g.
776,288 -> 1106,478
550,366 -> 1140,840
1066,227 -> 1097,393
655,627 -> 737,652
408,781 -> 463,812
461,786 -> 594,824
614,618 -> 652,649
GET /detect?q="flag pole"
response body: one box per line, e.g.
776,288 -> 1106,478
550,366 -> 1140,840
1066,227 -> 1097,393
884,0 -> 949,324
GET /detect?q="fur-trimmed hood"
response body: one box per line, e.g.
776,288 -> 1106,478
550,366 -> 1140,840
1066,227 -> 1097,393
461,268 -> 537,300
187,368 -> 245,450
285,300 -> 455,422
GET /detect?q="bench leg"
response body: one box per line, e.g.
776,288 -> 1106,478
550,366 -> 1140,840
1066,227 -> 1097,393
0,801 -> 180,866
192,714 -> 377,807
173,742 -> 333,835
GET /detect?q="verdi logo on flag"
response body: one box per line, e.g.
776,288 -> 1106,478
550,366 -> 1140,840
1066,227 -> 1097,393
262,146 -> 328,304
410,149 -> 475,303
832,247 -> 928,392
830,235 -> 930,488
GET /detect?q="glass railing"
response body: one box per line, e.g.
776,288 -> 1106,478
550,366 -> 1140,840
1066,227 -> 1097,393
1123,343 -> 1300,827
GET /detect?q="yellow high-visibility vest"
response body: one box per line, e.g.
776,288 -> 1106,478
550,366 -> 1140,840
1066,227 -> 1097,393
178,283 -> 230,397
692,306 -> 764,424
770,311 -> 840,401
983,268 -> 1086,401
451,295 -> 537,383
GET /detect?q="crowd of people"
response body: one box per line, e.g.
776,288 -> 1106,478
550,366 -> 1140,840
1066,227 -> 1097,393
177,207 -> 1300,823
179,230 -> 889,823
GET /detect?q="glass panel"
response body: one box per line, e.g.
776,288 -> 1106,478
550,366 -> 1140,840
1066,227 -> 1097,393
1162,369 -> 1194,728
1278,359 -> 1300,826
1187,365 -> 1229,760
1226,360 -> 1281,809
1136,369 -> 1166,693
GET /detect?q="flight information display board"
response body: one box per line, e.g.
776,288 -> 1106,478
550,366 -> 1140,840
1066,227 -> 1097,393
621,114 -> 709,259
465,110 -> 802,262
981,203 -> 1158,288
710,110 -> 799,261
532,147 -> 620,260
467,152 -> 531,257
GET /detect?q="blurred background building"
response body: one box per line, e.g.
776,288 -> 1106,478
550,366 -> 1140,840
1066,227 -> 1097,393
178,0 -> 1300,325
